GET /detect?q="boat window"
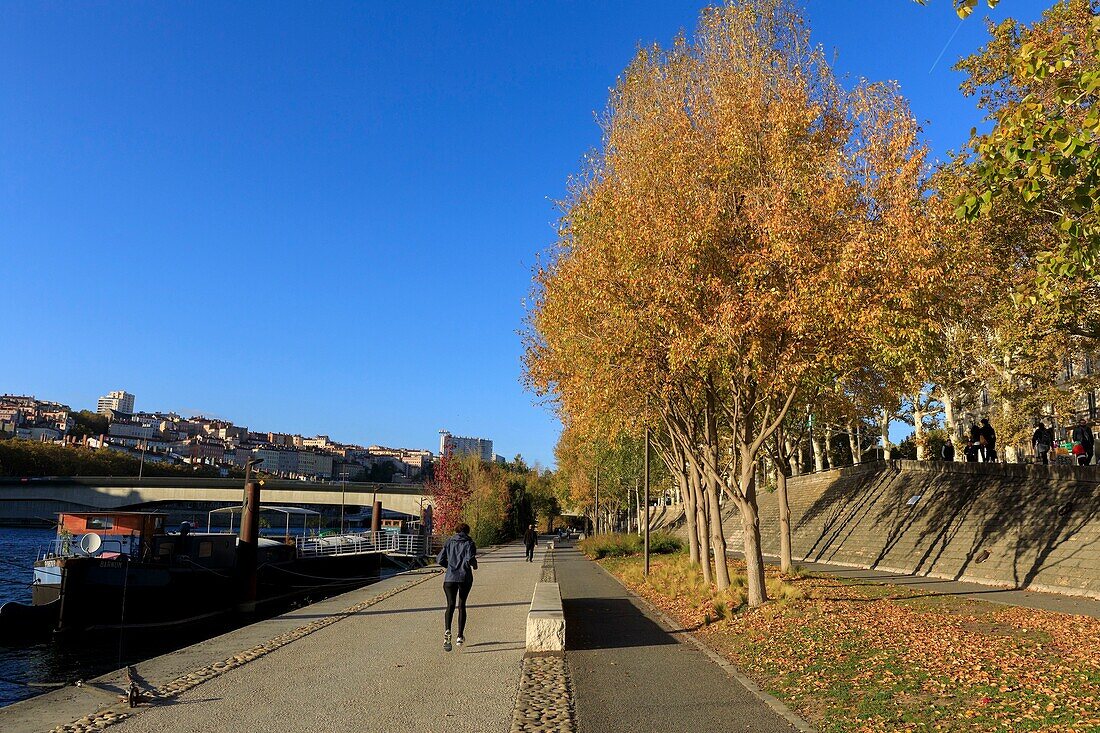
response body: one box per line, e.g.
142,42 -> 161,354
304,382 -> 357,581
158,542 -> 174,557
198,541 -> 213,558
86,517 -> 114,530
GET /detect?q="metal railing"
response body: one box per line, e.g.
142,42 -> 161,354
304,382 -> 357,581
294,531 -> 429,558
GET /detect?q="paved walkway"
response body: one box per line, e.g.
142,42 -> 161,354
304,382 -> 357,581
744,553 -> 1100,619
556,545 -> 800,733
119,542 -> 539,733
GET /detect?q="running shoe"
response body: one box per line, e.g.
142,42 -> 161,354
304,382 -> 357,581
456,635 -> 464,648
444,630 -> 452,652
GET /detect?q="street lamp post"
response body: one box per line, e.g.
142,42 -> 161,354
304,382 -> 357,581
644,427 -> 651,577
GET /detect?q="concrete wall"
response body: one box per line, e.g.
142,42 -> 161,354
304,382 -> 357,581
718,461 -> 1100,599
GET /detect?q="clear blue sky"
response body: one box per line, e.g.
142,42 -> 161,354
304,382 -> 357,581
0,1 -> 1049,465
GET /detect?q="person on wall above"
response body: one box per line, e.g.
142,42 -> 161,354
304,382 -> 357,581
1033,420 -> 1054,466
1072,418 -> 1095,466
979,419 -> 997,463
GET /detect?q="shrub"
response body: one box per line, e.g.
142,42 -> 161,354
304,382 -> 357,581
578,531 -> 683,559
649,532 -> 683,555
578,532 -> 641,558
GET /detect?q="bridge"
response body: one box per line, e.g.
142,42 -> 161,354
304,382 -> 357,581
0,476 -> 432,526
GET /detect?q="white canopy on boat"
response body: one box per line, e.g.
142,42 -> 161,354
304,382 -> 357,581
206,505 -> 321,535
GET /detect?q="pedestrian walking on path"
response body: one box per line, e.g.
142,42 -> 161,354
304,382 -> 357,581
437,522 -> 477,652
523,524 -> 538,562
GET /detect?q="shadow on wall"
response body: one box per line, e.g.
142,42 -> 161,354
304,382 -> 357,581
789,461 -> 1100,596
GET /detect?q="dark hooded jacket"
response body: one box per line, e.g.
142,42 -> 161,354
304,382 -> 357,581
1072,424 -> 1095,449
437,531 -> 478,584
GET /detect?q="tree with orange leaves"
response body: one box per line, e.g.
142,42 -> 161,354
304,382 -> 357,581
526,0 -> 936,607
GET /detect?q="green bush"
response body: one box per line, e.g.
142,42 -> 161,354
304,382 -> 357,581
578,531 -> 682,559
649,532 -> 683,555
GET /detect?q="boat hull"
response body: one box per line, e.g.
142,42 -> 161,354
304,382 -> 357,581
7,552 -> 384,635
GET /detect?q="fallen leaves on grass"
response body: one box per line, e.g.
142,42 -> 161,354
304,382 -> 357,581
602,555 -> 1100,733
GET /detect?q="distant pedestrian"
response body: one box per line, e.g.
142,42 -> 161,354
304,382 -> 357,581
964,441 -> 980,462
969,423 -> 981,447
437,522 -> 477,652
979,419 -> 997,462
523,524 -> 538,562
941,440 -> 956,462
1072,418 -> 1095,466
1033,421 -> 1053,465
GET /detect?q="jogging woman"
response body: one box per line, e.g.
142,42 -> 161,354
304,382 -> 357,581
436,522 -> 477,652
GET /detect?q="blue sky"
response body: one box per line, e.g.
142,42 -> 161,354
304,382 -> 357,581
0,1 -> 1050,466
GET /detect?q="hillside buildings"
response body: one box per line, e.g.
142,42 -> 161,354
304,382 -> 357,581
1,391 -> 503,482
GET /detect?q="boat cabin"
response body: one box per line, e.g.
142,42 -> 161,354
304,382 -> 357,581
55,511 -> 167,559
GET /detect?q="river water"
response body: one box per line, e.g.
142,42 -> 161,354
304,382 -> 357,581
0,526 -> 393,709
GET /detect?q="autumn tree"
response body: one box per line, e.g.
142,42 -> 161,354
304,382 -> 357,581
955,0 -> 1100,305
527,0 -> 936,606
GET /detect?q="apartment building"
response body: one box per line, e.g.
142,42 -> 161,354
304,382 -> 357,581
97,390 -> 135,415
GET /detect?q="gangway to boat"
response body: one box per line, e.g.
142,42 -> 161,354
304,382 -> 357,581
294,530 -> 429,559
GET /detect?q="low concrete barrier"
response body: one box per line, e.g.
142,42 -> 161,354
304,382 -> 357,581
525,581 -> 565,652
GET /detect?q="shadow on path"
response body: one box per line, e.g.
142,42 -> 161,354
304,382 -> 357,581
556,546 -> 797,733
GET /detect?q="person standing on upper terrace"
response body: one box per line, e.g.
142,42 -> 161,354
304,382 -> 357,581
523,524 -> 538,562
1072,418 -> 1095,466
979,419 -> 997,462
1033,420 -> 1054,465
437,522 -> 477,652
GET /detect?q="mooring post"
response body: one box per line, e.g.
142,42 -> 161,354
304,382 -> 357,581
371,500 -> 382,536
237,459 -> 262,612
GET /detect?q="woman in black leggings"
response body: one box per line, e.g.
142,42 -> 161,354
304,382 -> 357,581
436,523 -> 478,652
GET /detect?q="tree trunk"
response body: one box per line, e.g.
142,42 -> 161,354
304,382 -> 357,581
737,449 -> 768,608
680,470 -> 699,566
690,469 -> 712,584
705,473 -> 730,590
942,392 -> 960,460
812,435 -> 826,472
736,493 -> 767,607
847,422 -> 861,465
913,398 -> 927,461
880,408 -> 892,460
776,469 -> 792,574
786,438 -> 801,476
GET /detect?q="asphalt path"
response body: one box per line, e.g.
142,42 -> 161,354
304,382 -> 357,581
557,545 -> 799,733
111,542 -> 540,733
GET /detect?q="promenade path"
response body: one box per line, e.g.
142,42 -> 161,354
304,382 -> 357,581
110,542 -> 539,733
557,544 -> 802,733
6,540 -> 817,733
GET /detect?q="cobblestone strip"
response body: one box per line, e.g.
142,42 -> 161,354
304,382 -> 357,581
509,654 -> 576,733
539,547 -> 556,583
46,569 -> 442,733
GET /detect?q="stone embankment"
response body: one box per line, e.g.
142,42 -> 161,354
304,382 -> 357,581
718,460 -> 1099,598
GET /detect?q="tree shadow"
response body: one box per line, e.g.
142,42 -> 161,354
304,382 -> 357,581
790,462 -> 1100,594
564,597 -> 680,651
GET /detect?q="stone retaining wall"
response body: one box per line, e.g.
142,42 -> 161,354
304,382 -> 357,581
719,461 -> 1100,599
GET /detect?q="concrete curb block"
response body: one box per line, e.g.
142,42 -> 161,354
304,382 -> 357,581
593,560 -> 817,733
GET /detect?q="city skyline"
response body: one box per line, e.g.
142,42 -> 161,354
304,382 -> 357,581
0,2 -> 1050,467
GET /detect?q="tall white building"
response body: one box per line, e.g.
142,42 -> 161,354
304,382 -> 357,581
97,390 -> 135,415
439,430 -> 493,462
